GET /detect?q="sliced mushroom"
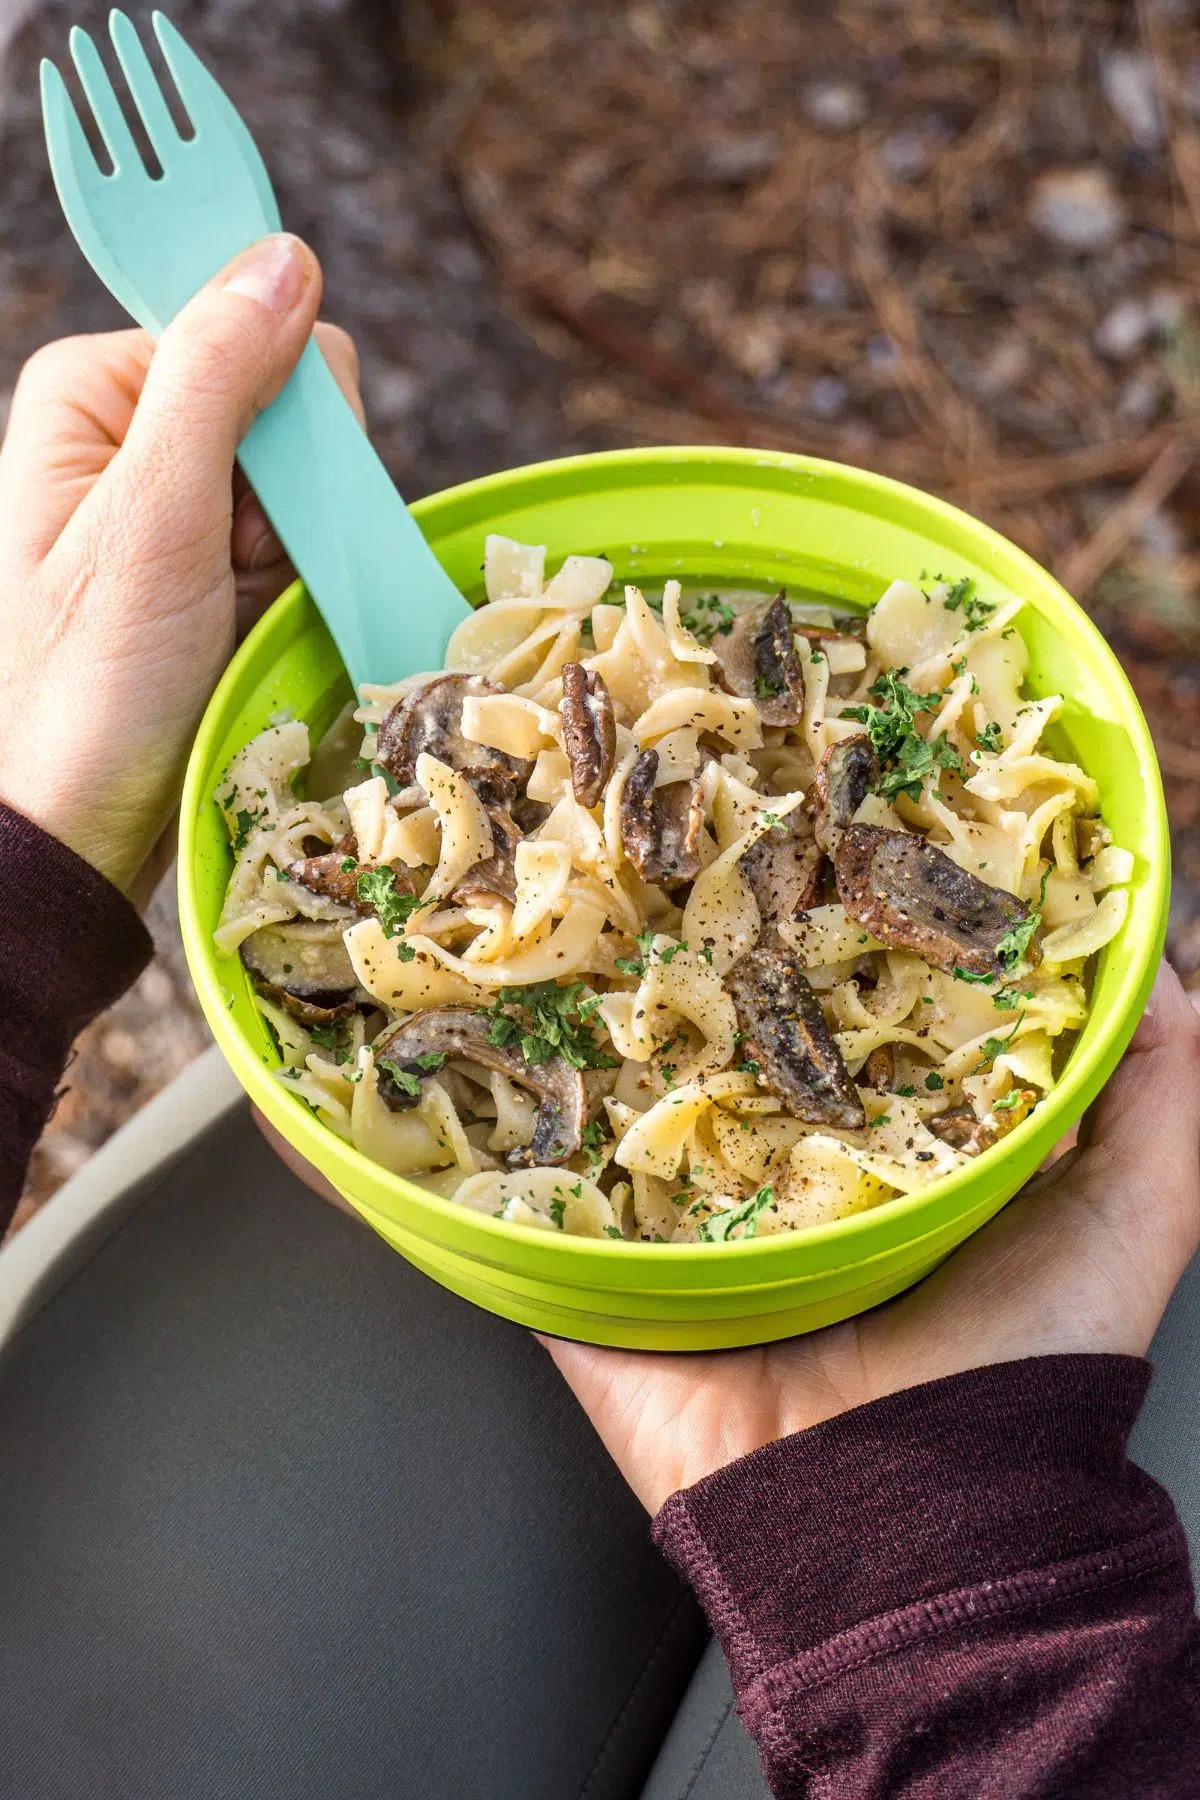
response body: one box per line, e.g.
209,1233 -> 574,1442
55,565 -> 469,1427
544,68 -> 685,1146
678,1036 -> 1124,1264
812,735 -> 878,854
834,824 -> 1041,978
740,806 -> 824,929
560,662 -> 616,808
727,944 -> 866,1129
240,921 -> 362,1024
619,747 -> 704,887
928,1107 -> 996,1156
861,1044 -> 895,1091
794,615 -> 867,647
286,833 -> 374,914
376,674 -> 532,800
452,807 -> 523,906
513,793 -> 552,834
373,1007 -> 586,1167
712,592 -> 804,727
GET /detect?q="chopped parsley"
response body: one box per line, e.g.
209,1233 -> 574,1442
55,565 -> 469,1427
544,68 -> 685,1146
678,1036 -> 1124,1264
580,1120 -> 610,1165
374,1049 -> 446,1095
481,982 -> 617,1070
356,866 -> 430,939
603,1225 -> 624,1239
376,1056 -> 421,1097
615,930 -> 655,978
309,1022 -> 350,1063
754,673 -> 785,699
976,721 -> 1003,752
680,593 -> 736,642
698,1184 -> 774,1243
843,667 -> 964,801
895,1085 -> 916,1097
732,1058 -> 761,1075
976,1013 -> 1026,1069
548,1195 -> 566,1230
993,1088 -> 1025,1112
231,806 -> 266,853
993,982 -> 1034,1010
996,867 -> 1050,970
925,1071 -> 945,1091
870,1114 -> 891,1127
339,855 -> 358,872
952,967 -> 996,986
939,575 -> 996,632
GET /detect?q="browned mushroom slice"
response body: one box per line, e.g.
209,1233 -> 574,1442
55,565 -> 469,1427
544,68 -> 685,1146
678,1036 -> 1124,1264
834,824 -> 1041,978
727,945 -> 866,1129
861,1044 -> 895,1091
240,921 -> 361,1025
812,735 -> 878,854
375,674 -> 533,799
619,747 -> 704,887
286,832 -> 387,915
560,662 -> 616,808
373,1007 -> 586,1167
712,592 -> 804,727
740,807 -> 824,928
928,1107 -> 996,1156
452,808 -> 523,906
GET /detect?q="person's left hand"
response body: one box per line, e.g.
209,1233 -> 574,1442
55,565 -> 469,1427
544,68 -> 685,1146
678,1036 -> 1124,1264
0,232 -> 362,900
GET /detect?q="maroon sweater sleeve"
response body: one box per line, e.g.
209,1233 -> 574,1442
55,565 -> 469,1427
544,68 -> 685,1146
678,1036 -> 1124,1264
0,801 -> 152,1232
653,1355 -> 1200,1798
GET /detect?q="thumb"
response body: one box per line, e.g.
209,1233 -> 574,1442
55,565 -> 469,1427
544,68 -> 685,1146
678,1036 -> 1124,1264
100,233 -> 321,545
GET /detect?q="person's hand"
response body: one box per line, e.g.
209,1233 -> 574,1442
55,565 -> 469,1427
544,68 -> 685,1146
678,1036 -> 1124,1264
545,963 -> 1200,1510
0,232 -> 362,900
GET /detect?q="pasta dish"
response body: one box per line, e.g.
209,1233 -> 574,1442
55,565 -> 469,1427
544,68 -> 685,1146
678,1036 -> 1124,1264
214,538 -> 1130,1242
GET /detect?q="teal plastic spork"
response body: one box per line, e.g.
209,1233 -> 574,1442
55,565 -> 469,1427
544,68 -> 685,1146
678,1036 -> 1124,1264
41,10 -> 470,687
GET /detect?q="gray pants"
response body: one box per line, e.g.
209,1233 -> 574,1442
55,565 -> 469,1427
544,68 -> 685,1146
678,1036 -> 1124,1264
1,1060 -> 1197,1800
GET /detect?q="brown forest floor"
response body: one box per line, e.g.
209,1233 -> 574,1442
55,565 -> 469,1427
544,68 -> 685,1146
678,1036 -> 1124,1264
2,0 -> 1198,1228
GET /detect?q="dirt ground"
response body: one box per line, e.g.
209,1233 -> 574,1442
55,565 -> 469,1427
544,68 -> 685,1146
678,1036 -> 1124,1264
3,0 -> 1198,1228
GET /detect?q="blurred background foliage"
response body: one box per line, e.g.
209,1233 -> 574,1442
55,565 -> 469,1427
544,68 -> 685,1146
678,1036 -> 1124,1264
1,0 -> 1197,1222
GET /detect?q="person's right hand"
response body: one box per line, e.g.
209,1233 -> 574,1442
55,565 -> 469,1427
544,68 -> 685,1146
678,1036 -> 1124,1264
546,963 -> 1200,1510
0,232 -> 362,900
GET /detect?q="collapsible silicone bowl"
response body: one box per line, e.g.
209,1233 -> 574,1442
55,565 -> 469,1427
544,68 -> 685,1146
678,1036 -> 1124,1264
179,447 -> 1169,1349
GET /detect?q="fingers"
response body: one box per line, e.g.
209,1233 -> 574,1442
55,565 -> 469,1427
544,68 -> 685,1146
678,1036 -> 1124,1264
251,1110 -> 364,1222
0,329 -> 155,561
1057,960 -> 1200,1328
88,235 -> 322,579
1078,961 -> 1200,1205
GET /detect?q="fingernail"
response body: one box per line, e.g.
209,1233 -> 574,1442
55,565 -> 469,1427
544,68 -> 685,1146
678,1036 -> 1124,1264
222,234 -> 311,314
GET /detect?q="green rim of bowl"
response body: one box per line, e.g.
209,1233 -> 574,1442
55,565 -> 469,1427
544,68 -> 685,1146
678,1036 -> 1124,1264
178,446 -> 1169,1282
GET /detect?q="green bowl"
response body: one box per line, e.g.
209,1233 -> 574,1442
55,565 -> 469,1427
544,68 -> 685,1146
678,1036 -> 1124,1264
178,447 -> 1169,1348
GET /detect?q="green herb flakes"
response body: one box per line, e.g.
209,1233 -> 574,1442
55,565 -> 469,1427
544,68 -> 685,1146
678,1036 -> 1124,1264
356,866 -> 430,939
698,1184 -> 774,1243
680,593 -> 736,642
996,867 -> 1050,970
481,982 -> 617,1071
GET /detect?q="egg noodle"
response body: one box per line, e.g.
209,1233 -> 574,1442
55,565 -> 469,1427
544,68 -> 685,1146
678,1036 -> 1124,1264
215,538 -> 1130,1243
